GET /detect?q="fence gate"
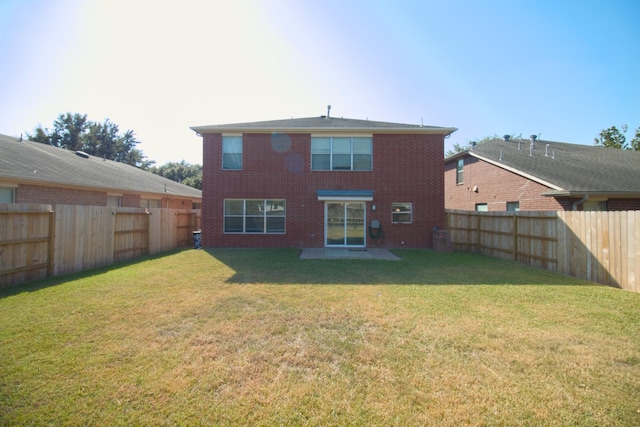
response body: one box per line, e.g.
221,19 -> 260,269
0,209 -> 54,288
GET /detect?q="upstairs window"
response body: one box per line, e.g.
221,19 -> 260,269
222,136 -> 242,170
311,137 -> 372,171
456,159 -> 464,184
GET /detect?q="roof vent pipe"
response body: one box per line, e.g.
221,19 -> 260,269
503,135 -> 510,141
530,134 -> 537,143
327,105 -> 331,118
545,144 -> 550,156
529,143 -> 534,156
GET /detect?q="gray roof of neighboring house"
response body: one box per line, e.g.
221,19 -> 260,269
446,137 -> 640,196
0,134 -> 202,199
191,116 -> 457,135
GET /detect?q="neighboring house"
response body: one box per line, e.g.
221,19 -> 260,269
0,133 -> 202,208
444,136 -> 640,212
191,115 -> 456,249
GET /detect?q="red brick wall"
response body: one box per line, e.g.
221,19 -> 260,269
14,184 -> 197,210
201,132 -> 445,248
607,199 -> 640,210
16,184 -> 106,206
121,194 -> 140,208
445,156 -> 570,211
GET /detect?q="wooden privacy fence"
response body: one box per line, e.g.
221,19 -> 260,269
1,204 -> 201,288
446,209 -> 639,292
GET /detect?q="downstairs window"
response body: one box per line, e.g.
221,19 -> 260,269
224,199 -> 286,233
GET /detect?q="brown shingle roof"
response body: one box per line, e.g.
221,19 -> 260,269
191,116 -> 457,135
446,138 -> 640,195
0,134 -> 202,199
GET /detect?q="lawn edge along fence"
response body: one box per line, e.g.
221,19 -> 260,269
446,209 -> 639,292
0,204 -> 201,288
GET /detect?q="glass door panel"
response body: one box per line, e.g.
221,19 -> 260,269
326,203 -> 345,246
325,202 -> 365,247
346,203 -> 365,246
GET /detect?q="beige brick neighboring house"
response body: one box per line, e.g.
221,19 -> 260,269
445,136 -> 640,211
0,133 -> 201,208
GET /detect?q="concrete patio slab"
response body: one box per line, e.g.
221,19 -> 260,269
299,248 -> 401,260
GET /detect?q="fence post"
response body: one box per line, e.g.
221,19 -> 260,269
513,214 -> 518,261
47,209 -> 55,278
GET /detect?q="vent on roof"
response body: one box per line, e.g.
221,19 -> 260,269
75,150 -> 90,159
530,134 -> 537,143
503,135 -> 510,141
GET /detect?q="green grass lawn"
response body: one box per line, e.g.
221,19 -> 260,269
1,249 -> 639,426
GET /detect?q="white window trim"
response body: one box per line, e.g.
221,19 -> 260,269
311,136 -> 373,171
391,202 -> 413,224
224,199 -> 286,234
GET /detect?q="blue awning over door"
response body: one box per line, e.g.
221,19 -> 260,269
316,190 -> 374,201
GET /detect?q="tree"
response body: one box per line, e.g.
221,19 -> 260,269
445,133 -> 520,157
630,127 -> 640,151
594,124 -> 640,150
27,113 -> 155,168
150,161 -> 202,190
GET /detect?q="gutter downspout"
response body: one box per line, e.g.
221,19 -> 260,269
572,194 -> 588,211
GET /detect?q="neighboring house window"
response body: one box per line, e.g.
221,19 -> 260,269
506,202 -> 520,212
392,202 -> 412,223
583,200 -> 606,211
141,198 -> 161,209
311,137 -> 372,171
475,203 -> 488,212
107,195 -> 122,207
456,159 -> 464,184
224,199 -> 286,233
222,135 -> 242,170
192,202 -> 202,209
0,187 -> 15,203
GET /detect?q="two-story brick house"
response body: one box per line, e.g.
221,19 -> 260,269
192,115 -> 456,249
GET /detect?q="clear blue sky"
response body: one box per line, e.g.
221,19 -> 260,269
1,0 -> 638,165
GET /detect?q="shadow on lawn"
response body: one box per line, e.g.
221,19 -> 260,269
201,248 -> 595,287
0,250 -> 181,299
0,248 -> 596,298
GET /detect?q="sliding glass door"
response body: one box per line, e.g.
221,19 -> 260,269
325,202 -> 365,247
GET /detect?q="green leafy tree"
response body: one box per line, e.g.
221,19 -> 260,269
150,161 -> 202,190
594,124 -> 640,150
27,113 -> 154,168
630,127 -> 640,151
445,133 -> 519,157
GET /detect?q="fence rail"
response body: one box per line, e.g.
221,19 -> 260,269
1,204 -> 201,288
446,209 -> 639,293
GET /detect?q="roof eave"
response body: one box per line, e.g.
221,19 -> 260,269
0,174 -> 201,200
542,190 -> 640,198
191,125 -> 457,136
